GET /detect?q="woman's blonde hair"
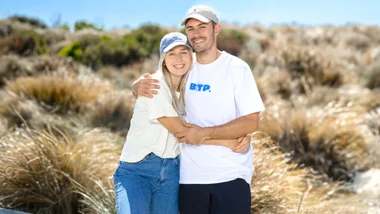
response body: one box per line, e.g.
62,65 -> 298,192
158,49 -> 193,118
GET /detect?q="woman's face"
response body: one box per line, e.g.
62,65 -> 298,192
164,45 -> 192,77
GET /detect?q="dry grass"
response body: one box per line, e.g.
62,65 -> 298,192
251,132 -> 341,213
87,91 -> 135,136
0,91 -> 42,127
0,118 -> 7,137
0,55 -> 31,87
0,127 -> 122,213
260,102 -> 379,182
257,70 -> 293,100
5,75 -> 113,114
76,178 -> 116,214
363,61 -> 380,89
280,46 -> 344,94
0,55 -> 84,88
1,22 -> 380,213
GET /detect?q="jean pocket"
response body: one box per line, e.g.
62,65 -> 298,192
173,156 -> 180,166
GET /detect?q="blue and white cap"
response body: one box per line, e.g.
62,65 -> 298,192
159,32 -> 192,55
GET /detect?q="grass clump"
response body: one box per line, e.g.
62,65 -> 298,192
5,75 -> 113,114
0,128 -> 121,213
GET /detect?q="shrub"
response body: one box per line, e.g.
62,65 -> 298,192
74,21 -> 102,32
81,38 -> 146,68
5,29 -> 47,56
59,40 -> 83,61
217,28 -> 248,56
59,25 -> 165,68
0,20 -> 13,37
124,23 -> 168,56
58,35 -> 102,62
9,15 -> 47,29
59,24 -> 70,31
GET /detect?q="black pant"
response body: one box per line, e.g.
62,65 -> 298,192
179,178 -> 251,214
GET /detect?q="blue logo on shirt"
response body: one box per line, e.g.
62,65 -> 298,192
189,83 -> 211,92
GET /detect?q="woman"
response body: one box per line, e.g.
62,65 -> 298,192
113,32 -> 242,214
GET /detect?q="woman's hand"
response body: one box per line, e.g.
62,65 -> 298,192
231,135 -> 251,153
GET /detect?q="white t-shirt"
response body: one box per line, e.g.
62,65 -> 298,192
119,72 -> 180,163
180,51 -> 265,185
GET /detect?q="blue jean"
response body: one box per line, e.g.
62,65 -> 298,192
113,153 -> 180,214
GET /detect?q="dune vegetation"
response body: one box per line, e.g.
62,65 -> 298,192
1,17 -> 380,213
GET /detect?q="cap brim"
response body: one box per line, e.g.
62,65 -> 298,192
181,14 -> 210,26
163,42 -> 191,53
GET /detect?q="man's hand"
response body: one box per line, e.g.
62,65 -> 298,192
175,123 -> 208,145
132,73 -> 160,98
231,135 -> 251,153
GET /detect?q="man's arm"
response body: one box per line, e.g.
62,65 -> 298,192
132,73 -> 160,98
207,112 -> 259,140
157,117 -> 242,149
175,112 -> 259,145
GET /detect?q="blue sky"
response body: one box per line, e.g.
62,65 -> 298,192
0,0 -> 379,29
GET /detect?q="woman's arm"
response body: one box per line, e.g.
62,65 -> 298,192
157,117 -> 238,148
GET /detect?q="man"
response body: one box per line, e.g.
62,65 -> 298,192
133,5 -> 265,214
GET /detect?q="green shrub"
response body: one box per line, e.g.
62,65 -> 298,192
82,38 -> 146,68
74,21 -> 102,31
59,24 -> 70,31
59,25 -> 167,68
125,23 -> 168,56
217,29 -> 248,56
9,15 -> 47,29
58,35 -> 102,62
6,29 -> 47,56
59,41 -> 83,61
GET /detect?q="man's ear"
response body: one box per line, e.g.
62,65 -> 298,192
214,24 -> 221,36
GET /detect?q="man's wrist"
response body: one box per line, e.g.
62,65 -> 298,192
201,127 -> 213,141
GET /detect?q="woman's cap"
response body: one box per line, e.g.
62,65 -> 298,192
159,32 -> 192,55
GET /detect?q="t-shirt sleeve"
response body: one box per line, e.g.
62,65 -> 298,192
234,64 -> 265,117
140,81 -> 178,123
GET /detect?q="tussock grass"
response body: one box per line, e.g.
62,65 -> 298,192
363,62 -> 380,89
257,70 -> 293,100
0,55 -> 31,87
5,75 -> 113,114
260,104 -> 378,182
0,128 -> 121,213
0,91 -> 43,127
280,46 -> 344,94
251,132 -> 338,213
87,91 -> 135,136
0,118 -> 7,137
76,178 -> 116,214
0,55 -> 83,88
0,90 -> 89,138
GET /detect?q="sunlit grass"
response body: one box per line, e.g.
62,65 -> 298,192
0,127 -> 122,213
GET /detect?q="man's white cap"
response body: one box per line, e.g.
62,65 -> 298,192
181,5 -> 219,26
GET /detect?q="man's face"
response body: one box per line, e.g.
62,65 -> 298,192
185,18 -> 219,53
